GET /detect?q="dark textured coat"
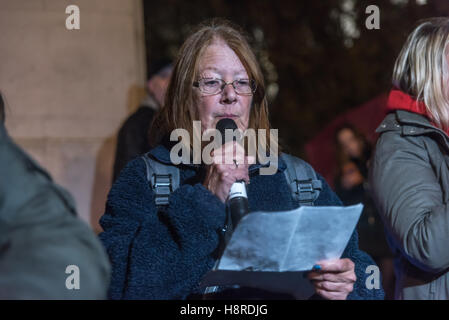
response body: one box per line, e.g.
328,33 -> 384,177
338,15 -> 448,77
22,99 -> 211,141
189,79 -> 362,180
100,144 -> 384,300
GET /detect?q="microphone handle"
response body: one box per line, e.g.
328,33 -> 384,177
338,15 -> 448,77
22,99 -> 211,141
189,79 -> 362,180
229,195 -> 249,227
203,181 -> 249,297
228,180 -> 249,226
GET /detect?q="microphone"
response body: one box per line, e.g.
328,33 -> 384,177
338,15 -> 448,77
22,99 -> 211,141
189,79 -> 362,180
215,118 -> 249,228
202,119 -> 250,296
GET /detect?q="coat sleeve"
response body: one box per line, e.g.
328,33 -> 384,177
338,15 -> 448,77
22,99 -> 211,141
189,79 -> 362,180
0,189 -> 111,299
99,158 -> 226,299
371,132 -> 449,273
0,130 -> 111,299
315,173 -> 385,300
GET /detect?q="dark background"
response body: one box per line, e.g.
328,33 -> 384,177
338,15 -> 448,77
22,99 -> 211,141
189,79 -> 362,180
143,0 -> 449,159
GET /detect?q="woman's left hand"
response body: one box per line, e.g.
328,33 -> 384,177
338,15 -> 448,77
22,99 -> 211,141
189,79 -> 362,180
307,258 -> 356,300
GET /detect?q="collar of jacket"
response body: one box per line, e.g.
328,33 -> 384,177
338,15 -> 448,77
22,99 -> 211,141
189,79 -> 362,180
386,88 -> 428,116
140,93 -> 160,111
146,143 -> 287,174
382,88 -> 449,136
376,110 -> 449,150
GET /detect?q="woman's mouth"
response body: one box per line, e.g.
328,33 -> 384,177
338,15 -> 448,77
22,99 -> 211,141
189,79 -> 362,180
216,114 -> 239,118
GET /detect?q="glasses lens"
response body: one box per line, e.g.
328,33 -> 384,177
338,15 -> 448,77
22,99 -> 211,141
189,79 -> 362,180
234,79 -> 254,94
196,78 -> 256,95
200,79 -> 222,94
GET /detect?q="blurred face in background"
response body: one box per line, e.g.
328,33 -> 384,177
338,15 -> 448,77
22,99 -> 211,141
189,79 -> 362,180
337,128 -> 362,159
194,40 -> 253,133
148,66 -> 172,106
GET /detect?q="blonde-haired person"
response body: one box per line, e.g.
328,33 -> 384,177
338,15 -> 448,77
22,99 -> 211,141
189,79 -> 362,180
371,17 -> 449,300
99,19 -> 384,300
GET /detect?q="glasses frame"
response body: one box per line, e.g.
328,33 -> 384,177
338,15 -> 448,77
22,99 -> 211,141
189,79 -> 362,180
193,77 -> 257,96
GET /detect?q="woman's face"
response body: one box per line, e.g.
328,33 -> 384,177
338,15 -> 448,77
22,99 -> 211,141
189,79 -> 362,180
337,128 -> 362,158
195,41 -> 253,133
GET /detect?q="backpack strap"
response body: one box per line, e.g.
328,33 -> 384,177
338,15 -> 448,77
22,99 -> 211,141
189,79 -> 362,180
141,153 -> 180,208
280,153 -> 322,206
141,151 -> 321,208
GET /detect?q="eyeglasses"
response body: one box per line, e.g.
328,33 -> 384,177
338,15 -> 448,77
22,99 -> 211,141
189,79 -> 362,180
193,78 -> 257,95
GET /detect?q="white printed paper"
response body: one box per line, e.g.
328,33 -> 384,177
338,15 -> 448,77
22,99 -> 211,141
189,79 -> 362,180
200,204 -> 363,298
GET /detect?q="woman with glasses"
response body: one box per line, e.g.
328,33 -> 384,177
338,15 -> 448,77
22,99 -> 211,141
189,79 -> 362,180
99,19 -> 384,300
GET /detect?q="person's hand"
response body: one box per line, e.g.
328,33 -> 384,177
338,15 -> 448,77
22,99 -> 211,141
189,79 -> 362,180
307,258 -> 356,300
203,141 -> 254,203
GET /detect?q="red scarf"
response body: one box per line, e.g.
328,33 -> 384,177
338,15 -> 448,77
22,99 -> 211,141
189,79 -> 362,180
386,88 -> 449,135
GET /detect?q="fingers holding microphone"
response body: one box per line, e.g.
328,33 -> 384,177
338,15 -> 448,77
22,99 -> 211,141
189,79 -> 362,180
203,141 -> 255,203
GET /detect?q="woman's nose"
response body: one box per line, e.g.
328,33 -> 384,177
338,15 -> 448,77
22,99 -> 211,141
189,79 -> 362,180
221,83 -> 237,103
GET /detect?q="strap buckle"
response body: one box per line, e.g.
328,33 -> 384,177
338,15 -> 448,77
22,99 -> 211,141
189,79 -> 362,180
152,174 -> 172,206
297,180 -> 314,193
294,179 -> 322,205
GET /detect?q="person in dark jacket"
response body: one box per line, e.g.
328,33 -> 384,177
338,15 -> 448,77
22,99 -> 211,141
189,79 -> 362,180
334,124 -> 372,180
99,19 -> 384,300
334,125 -> 395,299
112,63 -> 172,182
371,17 -> 449,300
0,93 -> 111,299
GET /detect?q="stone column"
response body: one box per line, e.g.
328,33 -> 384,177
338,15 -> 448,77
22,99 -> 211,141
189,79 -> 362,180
0,0 -> 147,232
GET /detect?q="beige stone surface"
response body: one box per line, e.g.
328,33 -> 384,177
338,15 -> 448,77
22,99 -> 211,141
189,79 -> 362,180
0,0 -> 146,227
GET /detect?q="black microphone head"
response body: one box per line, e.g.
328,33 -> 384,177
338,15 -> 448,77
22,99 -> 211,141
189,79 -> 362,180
216,118 -> 238,145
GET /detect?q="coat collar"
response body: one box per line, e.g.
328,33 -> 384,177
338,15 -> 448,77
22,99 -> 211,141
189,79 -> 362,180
377,110 -> 444,134
146,142 -> 287,174
376,110 -> 449,151
380,88 -> 449,137
386,89 -> 428,117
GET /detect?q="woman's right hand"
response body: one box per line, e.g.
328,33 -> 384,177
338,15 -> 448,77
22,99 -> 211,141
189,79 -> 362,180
203,141 -> 255,203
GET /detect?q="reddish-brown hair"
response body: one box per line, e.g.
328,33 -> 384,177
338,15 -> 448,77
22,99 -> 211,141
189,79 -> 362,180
150,18 -> 276,151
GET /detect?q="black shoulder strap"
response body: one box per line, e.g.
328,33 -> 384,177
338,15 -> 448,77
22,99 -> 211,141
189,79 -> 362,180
280,153 -> 322,206
141,152 -> 322,208
141,153 -> 180,208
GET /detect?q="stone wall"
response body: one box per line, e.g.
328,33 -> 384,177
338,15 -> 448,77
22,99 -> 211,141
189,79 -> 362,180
0,0 -> 147,232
